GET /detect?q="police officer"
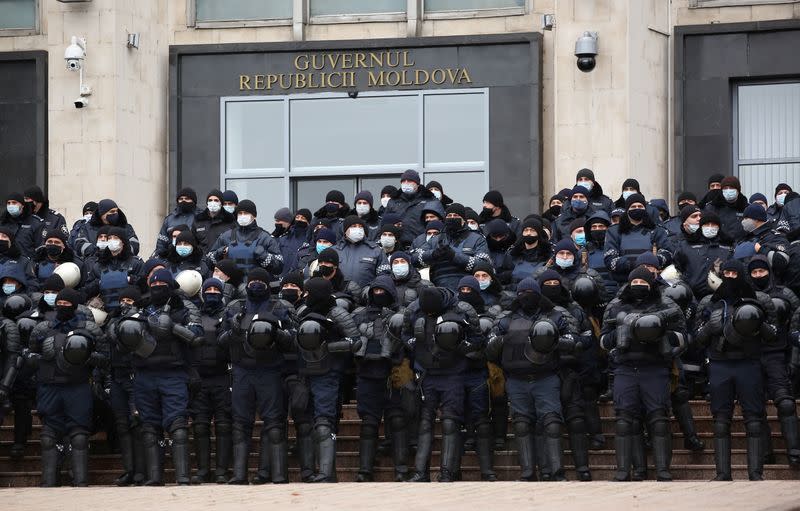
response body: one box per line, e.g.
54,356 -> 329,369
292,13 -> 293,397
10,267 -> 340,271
552,187 -> 595,242
333,215 -> 383,287
208,200 -> 284,276
1,293 -> 33,460
85,226 -> 143,313
486,278 -> 578,481
68,201 -> 97,251
32,228 -> 88,290
387,251 -> 432,311
128,269 -> 203,485
27,288 -> 107,486
164,230 -> 211,278
696,259 -> 777,480
189,278 -> 234,484
0,226 -> 38,293
276,209 -> 312,277
218,268 -> 294,485
508,218 -> 551,288
483,219 -> 516,285
23,186 -> 68,242
351,275 -> 409,482
193,189 -> 236,254
154,188 -> 200,258
383,170 -> 443,246
479,191 -> 521,236
349,191 -> 382,242
0,294 -> 22,440
601,266 -> 686,482
74,198 -> 140,258
2,192 -> 43,259
703,176 -> 749,243
296,277 -> 360,483
672,209 -> 733,299
403,286 -> 482,483
312,190 -> 349,239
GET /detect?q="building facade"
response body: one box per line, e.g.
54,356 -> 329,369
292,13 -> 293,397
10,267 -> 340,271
1,0 -> 799,255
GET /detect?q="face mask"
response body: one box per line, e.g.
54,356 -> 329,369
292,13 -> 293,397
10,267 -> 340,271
325,203 -> 340,215
355,204 -> 370,216
777,193 -> 787,206
43,292 -> 57,307
149,285 -> 171,306
541,285 -> 561,301
425,234 -> 435,242
371,292 -> 394,307
574,233 -> 586,246
702,226 -> 718,239
6,204 -> 21,217
467,222 -> 479,231
522,235 -> 538,246
207,201 -> 221,213
294,220 -> 308,230
316,242 -> 330,254
589,230 -> 606,245
347,227 -> 365,243
203,292 -> 223,308
176,245 -> 193,257
555,256 -> 574,269
55,304 -> 75,322
223,205 -> 236,214
178,202 -> 195,214
627,209 -> 647,221
212,270 -> 229,283
477,279 -> 491,291
432,190 -> 442,200
458,290 -> 482,308
577,180 -> 593,192
108,239 -> 123,252
2,283 -> 17,295
686,223 -> 700,234
517,293 -> 540,312
751,275 -> 770,291
380,235 -> 396,250
722,189 -> 738,202
481,206 -> 495,217
392,263 -> 409,279
444,218 -> 462,232
237,214 -> 253,227
380,197 -> 390,208
548,205 -> 562,217
83,213 -> 93,222
105,213 -> 119,225
571,199 -> 588,212
318,265 -> 335,278
629,284 -> 650,300
246,281 -> 269,301
45,244 -> 63,258
400,183 -> 416,194
742,219 -> 758,233
622,190 -> 635,201
279,288 -> 300,304
96,240 -> 109,251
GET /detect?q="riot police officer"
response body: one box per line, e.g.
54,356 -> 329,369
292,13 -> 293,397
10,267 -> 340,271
207,200 -> 284,276
601,266 -> 686,482
1,294 -> 31,460
27,288 -> 107,486
219,268 -> 295,485
85,226 -> 143,313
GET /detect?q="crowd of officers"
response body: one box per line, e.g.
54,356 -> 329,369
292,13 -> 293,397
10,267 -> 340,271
1,167 -> 800,486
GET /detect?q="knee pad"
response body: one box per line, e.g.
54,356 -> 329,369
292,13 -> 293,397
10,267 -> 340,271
296,422 -> 312,437
388,415 -> 407,432
745,420 -> 762,438
314,424 -> 333,442
418,418 -> 433,434
114,417 -> 131,435
361,415 -> 380,429
567,417 -> 587,435
193,422 -> 211,438
615,417 -> 633,436
168,417 -> 188,434
441,418 -> 459,435
541,413 -> 562,438
141,423 -> 161,437
475,422 -> 493,438
267,427 -> 285,444
713,419 -> 731,438
40,430 -> 58,449
513,419 -> 532,437
775,396 -> 798,418
171,427 -> 189,444
313,417 -> 334,431
69,432 -> 89,450
214,421 -> 232,436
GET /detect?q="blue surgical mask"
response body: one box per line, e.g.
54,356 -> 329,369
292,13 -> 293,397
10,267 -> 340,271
577,180 -> 593,192
316,242 -> 330,254
223,205 -> 236,214
43,292 -> 57,307
478,279 -> 491,291
574,232 -> 586,246
555,256 -> 574,269
2,283 -> 16,295
176,245 -> 193,257
571,199 -> 588,212
6,204 -> 21,217
392,263 -> 409,279
777,193 -> 787,206
622,190 -> 635,200
722,189 -> 738,202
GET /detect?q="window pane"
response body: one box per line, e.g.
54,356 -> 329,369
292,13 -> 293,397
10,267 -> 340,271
424,93 -> 486,165
311,0 -> 405,16
358,175 -> 402,204
225,178 -> 286,232
0,0 -> 36,29
423,171 -> 486,211
293,177 -> 355,212
738,83 -> 800,161
738,163 -> 800,201
290,95 -> 418,170
226,101 -> 284,171
424,0 -> 523,12
196,0 -> 292,22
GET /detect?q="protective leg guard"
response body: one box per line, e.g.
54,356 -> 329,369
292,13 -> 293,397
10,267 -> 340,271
567,418 -> 591,481
356,422 -> 378,482
227,424 -> 251,485
170,425 -> 191,486
389,416 -> 409,481
132,426 -> 146,485
673,400 -> 704,452
513,419 -> 537,481
251,429 -> 271,485
745,419 -> 764,481
214,422 -> 232,484
438,418 -> 460,483
582,388 -> 605,450
543,414 -> 566,481
309,422 -> 337,483
535,421 -> 549,481
599,372 -> 614,402
268,427 -> 289,484
114,419 -> 135,486
713,418 -> 732,481
775,398 -> 800,465
613,417 -> 632,482
649,411 -> 672,482
69,431 -> 89,487
191,422 -> 211,484
295,422 -> 315,482
142,427 -> 164,486
475,422 -> 497,481
631,419 -> 647,481
40,428 -> 60,488
491,397 -> 509,450
12,401 -> 33,459
406,418 -> 432,482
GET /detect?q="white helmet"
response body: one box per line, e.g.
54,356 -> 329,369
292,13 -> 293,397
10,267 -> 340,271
175,270 -> 203,297
88,306 -> 108,326
53,262 -> 81,289
707,270 -> 722,291
660,264 -> 681,286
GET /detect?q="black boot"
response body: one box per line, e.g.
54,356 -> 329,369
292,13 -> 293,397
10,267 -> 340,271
114,420 -> 135,486
228,424 -> 250,485
599,372 -> 614,402
438,418 -> 460,482
389,416 -> 409,481
613,418 -> 632,482
673,400 -> 704,452
356,423 -> 378,482
12,400 -> 33,460
513,420 -> 537,481
406,418 -> 432,482
132,426 -> 146,485
761,418 -> 776,465
251,429 -> 270,485
491,395 -> 509,450
582,388 -> 605,450
649,413 -> 672,482
543,416 -> 566,481
191,423 -> 211,484
214,422 -> 232,484
310,423 -> 336,483
70,431 -> 89,487
631,420 -> 647,481
268,427 -> 289,484
142,428 -> 164,486
295,422 -> 315,483
535,421 -> 550,481
40,429 -> 60,488
746,420 -> 764,481
778,413 -> 800,465
171,426 -> 191,485
712,419 -> 732,481
475,423 -> 497,481
568,418 -> 591,481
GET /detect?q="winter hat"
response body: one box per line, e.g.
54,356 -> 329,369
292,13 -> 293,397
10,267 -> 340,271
148,268 -> 176,288
237,200 -> 257,217
634,252 -> 661,270
628,266 -> 656,287
314,227 -> 337,244
222,190 -> 239,204
537,269 -> 562,286
202,278 -> 224,293
680,205 -> 701,223
610,207 -> 625,218
176,187 -> 197,204
274,207 -> 293,223
206,189 -> 223,201
318,247 -> 340,265
120,286 -> 142,303
381,185 -> 398,197
677,191 -> 697,204
733,241 -> 757,260
43,228 -> 68,244
445,203 -> 466,219
42,274 -> 65,293
624,193 -> 646,209
354,190 -> 374,207
775,183 -> 792,197
82,201 -> 98,214
97,199 -> 118,216
457,276 -> 481,294
56,288 -> 84,307
400,169 -> 421,184
554,239 -> 578,258
425,220 -> 444,232
720,176 -> 741,191
343,215 -> 364,232
521,217 -> 542,232
325,190 -> 345,204
295,208 -> 313,223
516,277 -> 541,295
215,259 -> 244,286
700,211 -> 721,227
380,224 -> 401,238
571,186 -> 590,197
247,267 -> 272,284
743,204 -> 767,222
483,191 -> 504,208
621,178 -> 640,191
175,230 -> 197,247
389,251 -> 412,264
485,219 -> 510,237
281,271 -> 305,291
575,168 -> 595,182
382,213 -> 403,226
748,255 -> 770,273
23,185 -> 45,203
568,217 -> 586,234
749,193 -> 768,205
708,173 -> 725,186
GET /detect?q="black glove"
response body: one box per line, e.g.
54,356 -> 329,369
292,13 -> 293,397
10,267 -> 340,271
705,309 -> 724,335
557,334 -> 576,353
231,313 -> 244,335
0,385 -> 9,404
431,245 -> 449,261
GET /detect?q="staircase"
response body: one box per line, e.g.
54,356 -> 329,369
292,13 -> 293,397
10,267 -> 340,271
1,401 -> 799,486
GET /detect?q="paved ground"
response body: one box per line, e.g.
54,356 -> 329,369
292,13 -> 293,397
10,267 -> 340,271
2,482 -> 799,511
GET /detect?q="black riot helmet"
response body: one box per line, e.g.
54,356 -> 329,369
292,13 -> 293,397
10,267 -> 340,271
434,321 -> 463,351
664,282 -> 693,310
478,316 -> 494,336
633,314 -> 665,343
245,319 -> 275,353
117,316 -> 157,358
17,316 -> 38,342
525,319 -> 558,364
56,332 -> 93,373
571,276 -> 599,308
732,303 -> 764,336
297,320 -> 324,351
3,294 -> 32,320
771,297 -> 790,325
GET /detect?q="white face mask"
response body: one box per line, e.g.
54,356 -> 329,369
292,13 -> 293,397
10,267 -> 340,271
722,189 -> 738,202
777,193 -> 787,206
392,263 -> 409,278
702,226 -> 718,239
477,279 -> 491,291
96,240 -> 109,250
355,204 -> 370,216
83,213 -> 93,222
380,197 -> 390,208
400,183 -> 417,194
347,227 -> 365,243
108,239 -> 122,252
223,205 -> 236,214
380,235 -> 396,250
555,256 -> 574,269
237,214 -> 253,227
622,190 -> 635,200
577,180 -> 593,192
212,270 -> 229,283
43,292 -> 57,307
467,221 -> 479,231
686,223 -> 700,234
432,190 -> 442,200
207,201 -> 221,213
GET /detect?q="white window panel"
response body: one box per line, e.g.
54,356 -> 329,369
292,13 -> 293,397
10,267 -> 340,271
424,0 -> 523,12
225,177 -> 286,232
196,0 -> 292,22
0,0 -> 36,30
738,163 -> 800,201
310,0 -> 405,16
225,100 -> 285,172
423,171 -> 487,212
424,92 -> 486,166
738,83 -> 800,161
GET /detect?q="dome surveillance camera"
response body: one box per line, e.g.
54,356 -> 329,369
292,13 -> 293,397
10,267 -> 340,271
65,36 -> 86,71
574,32 -> 598,73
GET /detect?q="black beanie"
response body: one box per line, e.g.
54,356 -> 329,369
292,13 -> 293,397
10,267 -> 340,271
43,274 -> 65,293
295,208 -> 312,223
305,277 -> 333,300
679,205 -> 700,223
215,259 -> 244,286
418,287 -> 444,315
621,178 -> 640,191
677,191 -> 696,204
120,285 -> 142,304
624,193 -> 646,209
177,187 -> 197,204
482,191 -> 504,208
700,211 -> 721,227
82,201 -> 98,214
325,190 -> 346,204
23,185 -> 45,203
628,266 -> 656,287
237,200 -> 257,217
56,287 -> 84,307
381,185 -> 398,197
281,270 -> 305,291
318,247 -> 340,265
445,203 -> 466,219
708,173 -> 725,186
775,183 -> 792,197
247,267 -> 271,284
343,215 -> 364,232
575,168 -> 595,181
568,217 -> 586,233
206,188 -> 223,201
